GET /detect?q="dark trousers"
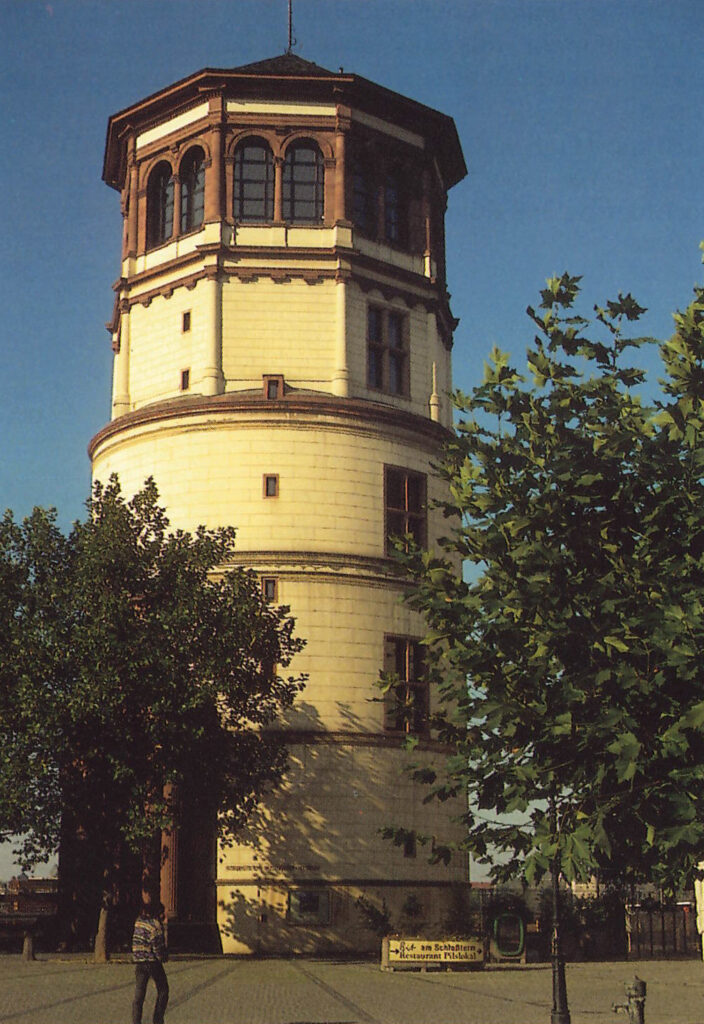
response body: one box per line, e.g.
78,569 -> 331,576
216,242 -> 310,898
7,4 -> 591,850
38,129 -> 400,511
132,961 -> 169,1024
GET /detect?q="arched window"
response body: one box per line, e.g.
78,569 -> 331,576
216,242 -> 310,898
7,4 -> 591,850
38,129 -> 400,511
233,138 -> 274,221
282,141 -> 324,223
146,162 -> 174,249
180,147 -> 205,234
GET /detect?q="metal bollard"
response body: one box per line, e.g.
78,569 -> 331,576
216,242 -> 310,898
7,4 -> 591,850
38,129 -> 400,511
612,976 -> 646,1024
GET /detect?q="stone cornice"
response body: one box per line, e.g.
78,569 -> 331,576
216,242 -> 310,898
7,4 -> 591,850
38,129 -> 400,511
88,390 -> 452,461
267,729 -> 453,754
220,550 -> 409,588
116,243 -> 455,326
216,876 -> 467,887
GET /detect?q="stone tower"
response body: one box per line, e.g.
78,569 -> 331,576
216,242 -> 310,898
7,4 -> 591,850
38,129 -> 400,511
91,54 -> 468,954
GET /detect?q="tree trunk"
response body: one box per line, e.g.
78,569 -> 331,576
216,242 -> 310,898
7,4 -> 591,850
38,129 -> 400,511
550,861 -> 570,1024
549,795 -> 571,1024
141,831 -> 163,907
22,928 -> 35,961
93,896 -> 110,963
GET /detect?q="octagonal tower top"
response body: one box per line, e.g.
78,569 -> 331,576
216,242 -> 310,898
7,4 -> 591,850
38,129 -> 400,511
102,53 -> 466,193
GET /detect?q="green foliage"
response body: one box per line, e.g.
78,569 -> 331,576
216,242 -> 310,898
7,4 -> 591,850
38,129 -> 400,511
355,895 -> 392,936
397,268 -> 704,893
0,476 -> 305,872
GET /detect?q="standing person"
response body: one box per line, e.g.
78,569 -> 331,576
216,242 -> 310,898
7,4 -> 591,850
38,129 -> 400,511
131,901 -> 169,1024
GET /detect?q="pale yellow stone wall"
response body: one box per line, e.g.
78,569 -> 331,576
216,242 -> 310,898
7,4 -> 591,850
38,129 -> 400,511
92,408 -> 467,955
127,282 -> 211,408
218,880 -> 468,956
136,102 -> 209,151
217,741 -> 468,955
91,409 -> 451,728
100,71 -> 467,957
92,415 -> 446,561
264,574 -> 430,733
221,278 -> 337,393
225,99 -> 336,118
131,223 -> 221,277
115,270 -> 450,423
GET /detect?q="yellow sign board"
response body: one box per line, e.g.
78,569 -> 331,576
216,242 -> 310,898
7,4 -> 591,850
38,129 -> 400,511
386,938 -> 484,964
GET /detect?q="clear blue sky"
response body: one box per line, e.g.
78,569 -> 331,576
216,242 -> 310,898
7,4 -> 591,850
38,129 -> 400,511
0,0 -> 702,876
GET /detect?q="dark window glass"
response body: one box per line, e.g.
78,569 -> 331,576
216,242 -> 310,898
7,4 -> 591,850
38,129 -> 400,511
367,307 -> 385,390
282,142 -> 324,223
352,159 -> 377,237
384,171 -> 401,243
367,308 -> 407,395
234,139 -> 274,221
383,637 -> 429,735
385,467 -> 426,553
180,148 -> 205,233
367,307 -> 382,342
368,348 -> 384,390
147,162 -> 174,248
288,889 -> 330,925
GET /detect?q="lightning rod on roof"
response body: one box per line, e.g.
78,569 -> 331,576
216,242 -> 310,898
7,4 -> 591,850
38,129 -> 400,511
287,0 -> 297,53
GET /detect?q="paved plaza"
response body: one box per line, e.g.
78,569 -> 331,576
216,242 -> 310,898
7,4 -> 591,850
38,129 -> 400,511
0,955 -> 702,1024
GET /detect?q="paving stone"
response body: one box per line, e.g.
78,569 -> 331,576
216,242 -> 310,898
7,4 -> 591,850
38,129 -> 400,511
0,955 -> 702,1024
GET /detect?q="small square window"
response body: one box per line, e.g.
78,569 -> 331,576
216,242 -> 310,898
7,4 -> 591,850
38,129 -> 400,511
182,311 -> 191,332
288,889 -> 330,926
180,368 -> 190,391
263,474 -> 279,498
263,375 -> 284,400
262,577 -> 278,602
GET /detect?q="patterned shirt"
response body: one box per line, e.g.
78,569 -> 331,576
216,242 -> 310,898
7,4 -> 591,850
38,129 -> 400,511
132,914 -> 167,962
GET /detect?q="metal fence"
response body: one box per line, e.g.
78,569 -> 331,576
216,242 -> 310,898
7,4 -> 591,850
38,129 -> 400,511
626,904 -> 700,959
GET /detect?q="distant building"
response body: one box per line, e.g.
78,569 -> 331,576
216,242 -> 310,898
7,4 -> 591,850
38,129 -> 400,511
88,53 -> 467,954
0,877 -> 58,917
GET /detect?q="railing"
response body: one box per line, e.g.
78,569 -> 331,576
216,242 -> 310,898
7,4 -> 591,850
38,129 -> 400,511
626,904 -> 698,959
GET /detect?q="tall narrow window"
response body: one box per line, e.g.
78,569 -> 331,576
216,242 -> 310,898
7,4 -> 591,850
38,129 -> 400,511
233,138 -> 274,221
282,141 -> 324,223
146,162 -> 174,249
384,466 -> 426,553
180,147 -> 205,233
352,156 -> 377,238
383,636 -> 429,735
367,307 -> 384,391
387,312 -> 405,394
367,307 -> 408,396
384,169 -> 403,245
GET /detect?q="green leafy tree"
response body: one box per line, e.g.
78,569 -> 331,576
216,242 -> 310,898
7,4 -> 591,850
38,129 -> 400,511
0,477 -> 305,959
394,270 -> 704,1021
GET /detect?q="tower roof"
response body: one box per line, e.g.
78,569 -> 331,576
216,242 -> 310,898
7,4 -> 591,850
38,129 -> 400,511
231,53 -> 336,77
102,53 -> 466,193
